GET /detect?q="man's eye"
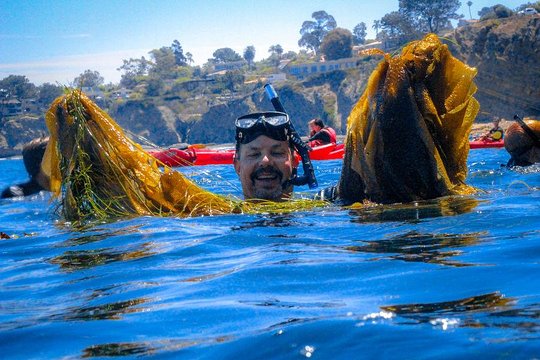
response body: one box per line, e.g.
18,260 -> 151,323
247,152 -> 260,158
272,151 -> 286,157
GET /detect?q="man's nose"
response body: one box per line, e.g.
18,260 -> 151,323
260,154 -> 271,165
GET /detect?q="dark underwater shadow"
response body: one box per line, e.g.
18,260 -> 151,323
53,224 -> 143,247
378,291 -> 540,333
345,230 -> 483,267
382,292 -> 513,315
347,195 -> 480,224
50,242 -> 157,272
231,214 -> 300,233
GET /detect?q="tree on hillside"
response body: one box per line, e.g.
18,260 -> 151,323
478,6 -> 492,18
282,51 -> 297,60
0,75 -> 37,99
117,57 -> 151,88
38,83 -> 64,105
212,48 -> 243,63
467,1 -> 473,19
73,70 -> 104,88
185,52 -> 194,65
352,22 -> 367,44
145,77 -> 163,97
399,0 -> 461,33
380,11 -> 417,44
148,47 -> 177,79
243,46 -> 256,69
220,70 -> 244,92
268,44 -> 284,66
478,4 -> 513,20
320,28 -> 353,61
298,11 -> 337,55
493,4 -> 513,18
372,20 -> 381,38
268,44 -> 284,58
171,40 -> 188,66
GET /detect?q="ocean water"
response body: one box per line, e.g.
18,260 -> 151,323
0,148 -> 539,359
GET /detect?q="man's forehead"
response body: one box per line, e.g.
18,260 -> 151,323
242,136 -> 289,149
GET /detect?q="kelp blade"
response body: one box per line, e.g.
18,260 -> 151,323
339,33 -> 479,204
42,90 -> 243,222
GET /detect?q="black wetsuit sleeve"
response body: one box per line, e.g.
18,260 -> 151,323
308,130 -> 331,144
314,184 -> 339,202
1,180 -> 44,198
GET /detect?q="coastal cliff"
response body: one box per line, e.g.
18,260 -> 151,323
447,15 -> 540,121
1,15 -> 538,154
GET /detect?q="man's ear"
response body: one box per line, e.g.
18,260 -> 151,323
234,158 -> 241,175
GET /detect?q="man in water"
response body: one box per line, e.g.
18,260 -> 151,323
233,111 -> 297,201
307,118 -> 337,147
1,137 -> 50,199
505,118 -> 540,166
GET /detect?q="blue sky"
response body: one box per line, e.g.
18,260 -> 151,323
0,0 -> 529,85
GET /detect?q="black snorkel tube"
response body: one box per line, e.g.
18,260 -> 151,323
264,84 -> 318,189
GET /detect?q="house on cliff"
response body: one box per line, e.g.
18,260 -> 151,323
284,57 -> 360,80
0,99 -> 22,117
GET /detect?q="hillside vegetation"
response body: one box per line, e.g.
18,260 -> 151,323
1,14 -> 539,155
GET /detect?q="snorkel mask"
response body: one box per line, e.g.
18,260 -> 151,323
235,111 -> 291,145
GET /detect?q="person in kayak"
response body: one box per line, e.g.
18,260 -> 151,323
479,118 -> 504,142
1,137 -> 50,199
234,111 -> 298,202
505,117 -> 540,166
307,118 -> 337,147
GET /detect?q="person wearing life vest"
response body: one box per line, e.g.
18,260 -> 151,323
480,118 -> 504,142
307,118 -> 337,148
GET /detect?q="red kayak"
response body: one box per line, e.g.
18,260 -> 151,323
469,139 -> 505,149
149,139 -> 501,167
149,143 -> 346,167
148,146 -> 235,167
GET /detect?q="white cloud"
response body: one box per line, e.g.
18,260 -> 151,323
0,49 -> 151,85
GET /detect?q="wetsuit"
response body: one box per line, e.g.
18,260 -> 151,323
1,137 -> 49,199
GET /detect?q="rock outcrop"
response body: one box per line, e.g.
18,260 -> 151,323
447,15 -> 540,121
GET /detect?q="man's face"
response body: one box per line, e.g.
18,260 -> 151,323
234,135 -> 295,201
309,122 -> 321,135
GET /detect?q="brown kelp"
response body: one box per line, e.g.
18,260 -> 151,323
41,90 -> 321,222
338,34 -> 479,204
42,90 -> 242,221
41,34 -> 478,222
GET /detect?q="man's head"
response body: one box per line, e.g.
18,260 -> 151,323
308,118 -> 324,135
505,120 -> 540,166
492,118 -> 501,127
234,112 -> 297,201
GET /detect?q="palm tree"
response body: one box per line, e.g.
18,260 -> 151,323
467,1 -> 473,19
185,52 -> 194,65
372,20 -> 381,38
